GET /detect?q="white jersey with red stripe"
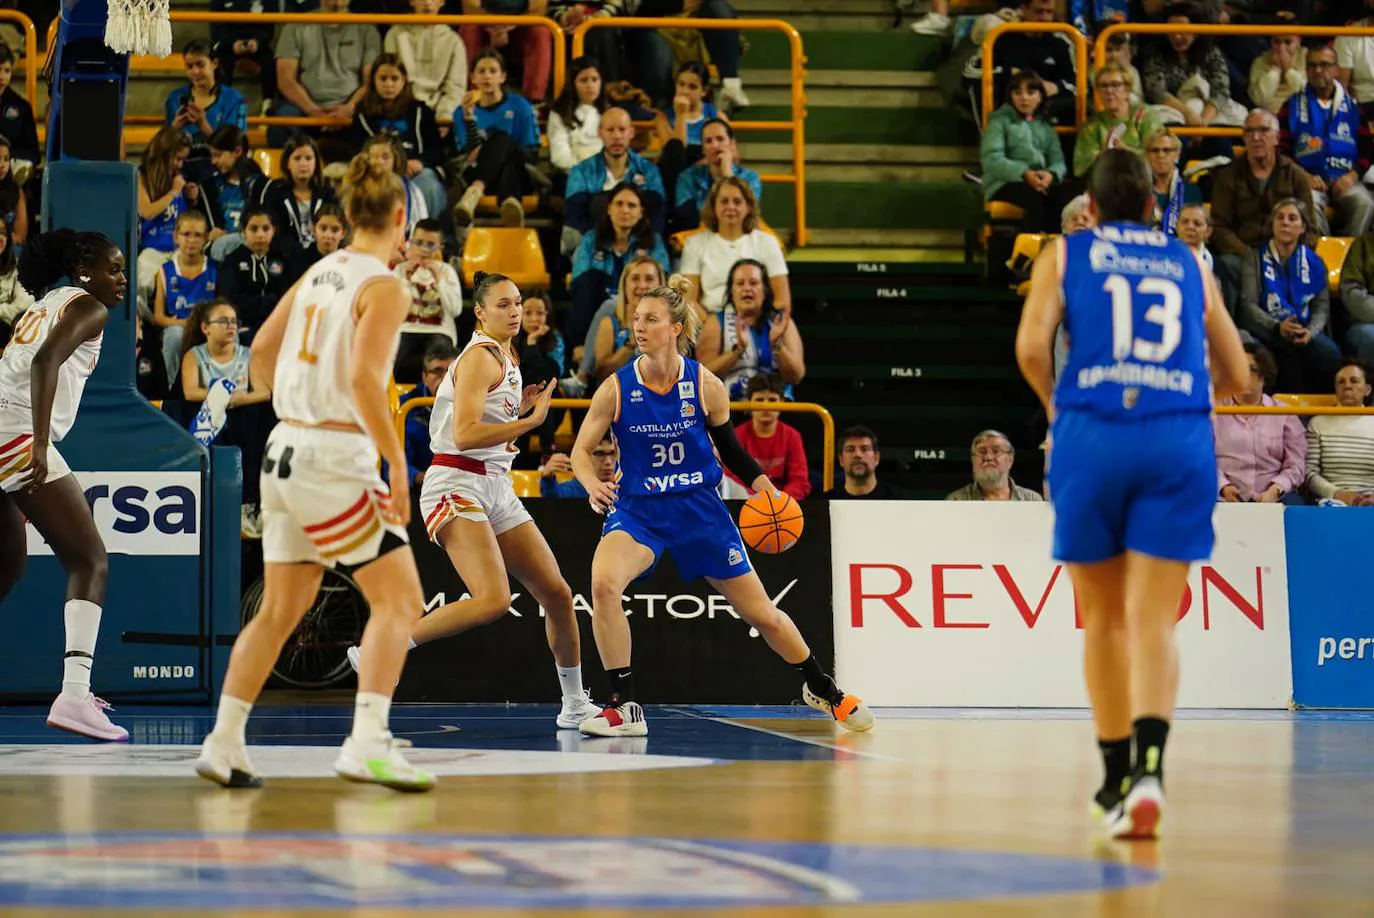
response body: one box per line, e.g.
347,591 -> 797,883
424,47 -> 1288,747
0,286 -> 102,442
272,249 -> 396,432
428,330 -> 522,474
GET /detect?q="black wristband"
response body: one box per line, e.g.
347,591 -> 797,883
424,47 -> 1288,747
708,420 -> 765,486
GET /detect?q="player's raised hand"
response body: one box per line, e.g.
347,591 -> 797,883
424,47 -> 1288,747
528,379 -> 557,424
586,478 -> 619,514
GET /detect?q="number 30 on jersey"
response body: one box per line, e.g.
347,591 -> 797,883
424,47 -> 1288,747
651,442 -> 685,467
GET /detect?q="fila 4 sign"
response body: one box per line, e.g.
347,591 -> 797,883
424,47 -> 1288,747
831,503 -> 1292,707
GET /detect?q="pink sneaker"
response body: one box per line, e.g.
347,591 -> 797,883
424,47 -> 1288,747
47,693 -> 129,742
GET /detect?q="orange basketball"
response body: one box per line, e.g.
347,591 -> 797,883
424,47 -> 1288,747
738,490 -> 804,554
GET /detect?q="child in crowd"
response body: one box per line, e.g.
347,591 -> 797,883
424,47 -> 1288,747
547,56 -> 606,176
153,211 -> 219,381
362,133 -> 429,243
451,49 -> 542,227
0,45 -> 39,174
0,136 -> 27,247
201,125 -> 267,261
256,135 -> 337,259
286,202 -> 349,286
218,206 -> 289,341
393,218 -> 463,384
351,53 -> 450,220
383,0 -> 468,135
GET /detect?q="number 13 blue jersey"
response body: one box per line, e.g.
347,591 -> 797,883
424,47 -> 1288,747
1054,222 -> 1213,418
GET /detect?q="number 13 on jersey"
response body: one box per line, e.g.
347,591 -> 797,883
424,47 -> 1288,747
1103,273 -> 1183,363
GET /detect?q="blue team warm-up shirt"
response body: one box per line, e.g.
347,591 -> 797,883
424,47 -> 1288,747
605,356 -> 749,583
1048,222 -> 1218,565
160,258 -> 218,320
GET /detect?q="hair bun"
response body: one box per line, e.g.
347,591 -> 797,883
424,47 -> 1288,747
666,274 -> 693,298
473,270 -> 489,286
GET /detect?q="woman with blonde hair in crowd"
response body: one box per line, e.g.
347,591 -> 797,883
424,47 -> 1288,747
681,177 -> 789,315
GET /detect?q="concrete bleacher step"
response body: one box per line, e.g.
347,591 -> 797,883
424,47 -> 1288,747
742,141 -> 975,183
748,83 -> 940,109
745,30 -> 945,71
732,0 -> 898,29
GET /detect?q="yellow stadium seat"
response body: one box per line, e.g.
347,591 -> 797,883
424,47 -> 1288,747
1273,393 -> 1339,408
1315,236 -> 1353,293
461,227 -> 551,290
987,200 -> 1025,222
510,470 -> 542,498
477,194 -> 541,215
253,148 -> 284,180
1010,233 -> 1055,296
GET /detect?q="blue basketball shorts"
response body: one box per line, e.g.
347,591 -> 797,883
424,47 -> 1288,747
602,489 -> 753,583
1047,410 -> 1217,564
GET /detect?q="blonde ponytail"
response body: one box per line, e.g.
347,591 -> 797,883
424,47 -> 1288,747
644,274 -> 704,355
341,153 -> 404,232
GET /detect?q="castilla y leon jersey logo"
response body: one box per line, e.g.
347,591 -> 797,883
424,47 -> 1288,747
0,833 -> 1156,909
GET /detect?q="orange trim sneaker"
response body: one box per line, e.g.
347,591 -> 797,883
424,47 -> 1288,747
578,701 -> 649,737
1108,776 -> 1164,840
803,683 -> 875,732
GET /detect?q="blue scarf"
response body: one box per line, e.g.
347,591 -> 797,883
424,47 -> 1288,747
1158,169 -> 1184,236
1289,82 -> 1359,183
1259,241 -> 1324,325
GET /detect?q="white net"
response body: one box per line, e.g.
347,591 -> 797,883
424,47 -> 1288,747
104,0 -> 173,57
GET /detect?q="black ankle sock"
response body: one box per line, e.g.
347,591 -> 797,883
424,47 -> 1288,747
1098,736 -> 1132,799
1132,717 -> 1170,782
606,667 -> 635,706
793,655 -> 842,704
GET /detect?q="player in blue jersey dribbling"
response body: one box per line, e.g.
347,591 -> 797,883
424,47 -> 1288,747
568,274 -> 874,739
1015,148 -> 1249,839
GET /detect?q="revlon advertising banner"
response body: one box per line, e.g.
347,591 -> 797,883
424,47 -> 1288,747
831,503 -> 1292,708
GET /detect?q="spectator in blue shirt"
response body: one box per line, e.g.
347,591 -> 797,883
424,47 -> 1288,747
351,53 -> 452,223
396,339 -> 459,487
570,182 -> 670,347
164,39 -> 249,163
564,106 -> 667,252
671,118 -> 761,235
451,49 -> 543,227
539,432 -> 618,498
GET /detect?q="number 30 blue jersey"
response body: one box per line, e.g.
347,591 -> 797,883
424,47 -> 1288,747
1054,222 -> 1213,418
611,356 -> 723,495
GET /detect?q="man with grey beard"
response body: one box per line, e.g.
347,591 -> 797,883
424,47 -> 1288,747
945,430 -> 1043,501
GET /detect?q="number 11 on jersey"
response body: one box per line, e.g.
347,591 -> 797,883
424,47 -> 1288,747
297,303 -> 322,365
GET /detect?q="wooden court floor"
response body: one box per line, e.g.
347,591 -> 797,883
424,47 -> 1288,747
0,703 -> 1370,917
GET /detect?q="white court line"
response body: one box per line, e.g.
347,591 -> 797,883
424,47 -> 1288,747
669,708 -> 899,763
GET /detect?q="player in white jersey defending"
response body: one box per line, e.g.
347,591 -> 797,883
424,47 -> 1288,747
197,155 -> 435,792
346,272 -> 599,729
0,229 -> 128,741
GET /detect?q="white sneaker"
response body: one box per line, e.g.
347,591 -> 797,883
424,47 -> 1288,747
195,734 -> 263,788
909,11 -> 951,34
452,185 -> 482,227
578,701 -> 648,737
717,82 -> 751,112
335,733 -> 435,792
556,689 -> 600,729
1108,775 -> 1164,840
802,682 -> 875,732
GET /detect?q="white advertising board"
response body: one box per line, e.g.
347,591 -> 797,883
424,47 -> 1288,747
832,502 -> 1291,708
25,472 -> 200,556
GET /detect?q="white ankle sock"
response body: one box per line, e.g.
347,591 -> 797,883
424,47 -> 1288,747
352,691 -> 392,745
214,695 -> 253,746
723,76 -> 743,92
556,665 -> 584,699
61,599 -> 101,700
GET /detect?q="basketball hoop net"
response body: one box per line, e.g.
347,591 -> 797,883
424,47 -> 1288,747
104,0 -> 173,57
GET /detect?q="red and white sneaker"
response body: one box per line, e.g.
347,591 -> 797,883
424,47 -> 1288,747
803,683 -> 875,732
47,693 -> 129,742
578,701 -> 648,737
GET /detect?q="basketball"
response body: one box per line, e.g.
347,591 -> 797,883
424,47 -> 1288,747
738,490 -> 804,554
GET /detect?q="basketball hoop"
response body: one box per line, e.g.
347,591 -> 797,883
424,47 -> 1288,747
104,0 -> 173,57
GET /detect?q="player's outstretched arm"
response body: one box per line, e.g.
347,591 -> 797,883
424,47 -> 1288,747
28,297 -> 107,450
450,350 -> 555,450
700,366 -> 770,494
571,380 -> 619,512
248,278 -> 303,392
1201,262 -> 1249,400
1015,241 -> 1065,418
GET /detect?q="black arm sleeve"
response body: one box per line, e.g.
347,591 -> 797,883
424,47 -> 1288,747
708,421 -> 765,487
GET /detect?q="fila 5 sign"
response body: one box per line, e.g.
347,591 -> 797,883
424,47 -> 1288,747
832,503 -> 1292,708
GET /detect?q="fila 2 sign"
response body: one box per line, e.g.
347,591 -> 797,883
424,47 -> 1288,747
831,503 -> 1292,708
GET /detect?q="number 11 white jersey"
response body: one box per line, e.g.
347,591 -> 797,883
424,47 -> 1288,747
273,250 -> 397,431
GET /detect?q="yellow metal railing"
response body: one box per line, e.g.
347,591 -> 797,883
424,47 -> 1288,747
1093,24 -> 1374,139
2,10 -> 39,109
574,17 -> 809,246
1216,405 -> 1374,415
398,396 -> 837,491
981,22 -> 1089,136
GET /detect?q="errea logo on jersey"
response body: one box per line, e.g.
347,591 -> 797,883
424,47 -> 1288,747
644,471 -> 705,491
